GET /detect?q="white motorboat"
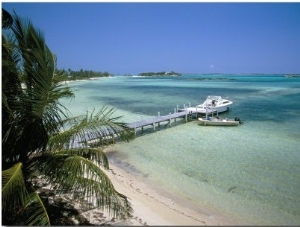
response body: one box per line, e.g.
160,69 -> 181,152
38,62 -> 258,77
198,116 -> 243,126
184,96 -> 233,115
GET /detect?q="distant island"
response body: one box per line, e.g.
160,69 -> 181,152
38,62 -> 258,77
285,74 -> 300,78
139,71 -> 182,77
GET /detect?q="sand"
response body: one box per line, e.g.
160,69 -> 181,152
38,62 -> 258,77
103,160 -> 237,226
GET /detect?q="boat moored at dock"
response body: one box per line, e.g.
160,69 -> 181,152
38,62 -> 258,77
198,116 -> 243,126
182,96 -> 233,115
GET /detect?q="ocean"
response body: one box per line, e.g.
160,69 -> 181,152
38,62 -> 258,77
61,74 -> 300,225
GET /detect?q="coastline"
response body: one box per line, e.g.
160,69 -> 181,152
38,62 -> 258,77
58,76 -> 114,86
104,147 -> 238,226
60,74 -> 300,225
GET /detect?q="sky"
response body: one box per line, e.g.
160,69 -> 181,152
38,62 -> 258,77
2,2 -> 300,74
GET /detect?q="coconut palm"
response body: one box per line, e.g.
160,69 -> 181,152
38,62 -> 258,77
2,9 -> 132,225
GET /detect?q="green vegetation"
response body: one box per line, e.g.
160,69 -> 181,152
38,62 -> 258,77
2,9 -> 132,225
285,74 -> 300,78
139,71 -> 182,77
58,69 -> 112,81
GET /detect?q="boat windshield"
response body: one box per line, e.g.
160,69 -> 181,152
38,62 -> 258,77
203,96 -> 222,106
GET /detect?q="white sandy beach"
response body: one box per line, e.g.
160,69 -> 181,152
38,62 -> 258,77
103,157 -> 237,226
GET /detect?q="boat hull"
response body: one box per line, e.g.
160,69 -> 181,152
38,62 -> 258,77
186,105 -> 230,114
198,117 -> 240,126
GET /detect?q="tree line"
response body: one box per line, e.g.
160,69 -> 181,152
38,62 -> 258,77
139,71 -> 182,77
59,69 -> 112,81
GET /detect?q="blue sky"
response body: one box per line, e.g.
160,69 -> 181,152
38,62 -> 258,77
2,2 -> 300,74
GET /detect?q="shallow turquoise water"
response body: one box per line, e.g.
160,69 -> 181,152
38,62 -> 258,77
62,74 -> 300,225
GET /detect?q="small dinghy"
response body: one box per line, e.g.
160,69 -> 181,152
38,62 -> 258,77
198,116 -> 243,126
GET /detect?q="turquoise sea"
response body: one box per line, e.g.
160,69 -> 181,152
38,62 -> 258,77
62,74 -> 300,225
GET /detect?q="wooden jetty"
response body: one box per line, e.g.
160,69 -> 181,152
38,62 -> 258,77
126,110 -> 191,136
72,105 -> 198,146
70,110 -> 191,147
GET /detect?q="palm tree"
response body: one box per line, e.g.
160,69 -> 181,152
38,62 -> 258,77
2,9 -> 133,225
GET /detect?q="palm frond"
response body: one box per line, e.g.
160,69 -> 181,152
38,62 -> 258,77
48,105 -> 132,150
2,13 -> 74,159
30,152 -> 132,219
11,13 -> 73,116
22,192 -> 50,226
59,147 -> 110,169
29,147 -> 109,170
2,163 -> 29,215
2,9 -> 13,29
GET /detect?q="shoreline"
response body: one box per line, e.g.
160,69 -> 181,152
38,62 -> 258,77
104,147 -> 238,226
58,76 -> 114,85
60,74 -> 300,225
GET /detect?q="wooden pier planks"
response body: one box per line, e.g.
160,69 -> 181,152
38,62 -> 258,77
126,110 -> 190,136
72,110 -> 192,146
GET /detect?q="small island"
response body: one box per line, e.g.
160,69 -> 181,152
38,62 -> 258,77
139,71 -> 182,77
285,74 -> 300,78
